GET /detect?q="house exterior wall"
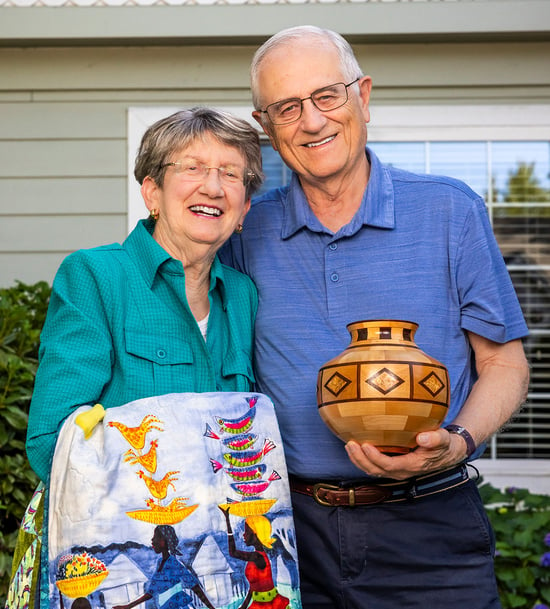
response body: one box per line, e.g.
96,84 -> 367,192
1,38 -> 549,286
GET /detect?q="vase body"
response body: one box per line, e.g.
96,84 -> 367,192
316,320 -> 450,455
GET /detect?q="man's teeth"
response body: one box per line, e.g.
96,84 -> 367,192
190,205 -> 222,217
306,136 -> 335,148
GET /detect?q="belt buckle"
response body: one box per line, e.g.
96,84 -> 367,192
312,482 -> 340,507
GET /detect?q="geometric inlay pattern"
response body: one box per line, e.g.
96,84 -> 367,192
366,367 -> 405,395
324,371 -> 352,397
419,371 -> 445,397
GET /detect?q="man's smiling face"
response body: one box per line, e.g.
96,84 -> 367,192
254,39 -> 371,189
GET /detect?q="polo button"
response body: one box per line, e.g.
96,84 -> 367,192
157,349 -> 166,359
330,273 -> 339,282
329,243 -> 338,251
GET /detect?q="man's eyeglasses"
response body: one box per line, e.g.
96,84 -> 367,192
160,158 -> 255,186
260,78 -> 361,126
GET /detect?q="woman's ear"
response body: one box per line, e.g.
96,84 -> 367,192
242,197 -> 251,219
141,176 -> 160,214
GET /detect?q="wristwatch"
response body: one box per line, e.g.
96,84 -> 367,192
444,424 -> 476,458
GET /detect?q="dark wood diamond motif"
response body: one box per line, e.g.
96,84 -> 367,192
366,367 -> 405,395
324,372 -> 352,397
419,371 -> 445,397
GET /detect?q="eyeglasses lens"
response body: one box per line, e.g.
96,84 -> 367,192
267,82 -> 349,125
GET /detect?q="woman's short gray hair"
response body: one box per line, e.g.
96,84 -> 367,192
250,26 -> 363,113
134,107 -> 264,198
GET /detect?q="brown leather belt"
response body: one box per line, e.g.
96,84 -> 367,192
289,464 -> 469,507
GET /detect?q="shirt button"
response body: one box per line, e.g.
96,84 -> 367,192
157,349 -> 166,359
330,273 -> 339,282
329,243 -> 338,251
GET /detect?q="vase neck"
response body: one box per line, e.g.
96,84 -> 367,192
347,321 -> 418,346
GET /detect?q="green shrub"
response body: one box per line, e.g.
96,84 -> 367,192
0,281 -> 49,603
479,480 -> 550,609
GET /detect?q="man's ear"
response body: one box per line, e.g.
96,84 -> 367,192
358,76 -> 373,124
141,176 -> 160,213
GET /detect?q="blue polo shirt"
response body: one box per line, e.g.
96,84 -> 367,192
221,147 -> 528,479
27,219 -> 257,482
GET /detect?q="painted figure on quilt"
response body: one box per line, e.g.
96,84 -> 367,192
220,507 -> 289,609
113,525 -> 215,609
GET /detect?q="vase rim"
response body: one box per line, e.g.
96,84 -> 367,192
346,319 -> 419,330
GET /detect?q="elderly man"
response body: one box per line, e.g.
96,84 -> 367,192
221,25 -> 529,609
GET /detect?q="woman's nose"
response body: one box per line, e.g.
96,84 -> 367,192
200,168 -> 224,195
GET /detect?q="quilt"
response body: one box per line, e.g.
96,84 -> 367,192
47,392 -> 302,609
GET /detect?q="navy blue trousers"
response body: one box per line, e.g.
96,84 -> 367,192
291,479 -> 501,609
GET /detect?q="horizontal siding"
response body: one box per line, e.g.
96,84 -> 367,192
2,252 -> 69,286
0,140 -> 125,177
0,215 -> 126,253
0,102 -> 126,140
1,42 -> 549,92
0,177 -> 126,215
1,40 -> 550,288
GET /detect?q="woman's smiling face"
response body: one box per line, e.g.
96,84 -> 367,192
144,132 -> 251,256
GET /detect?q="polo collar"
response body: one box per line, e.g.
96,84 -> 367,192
281,147 -> 396,239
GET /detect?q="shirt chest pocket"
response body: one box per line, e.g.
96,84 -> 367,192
125,329 -> 194,365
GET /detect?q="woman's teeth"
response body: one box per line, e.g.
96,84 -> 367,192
190,205 -> 221,217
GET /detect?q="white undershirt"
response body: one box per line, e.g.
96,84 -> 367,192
197,313 -> 209,340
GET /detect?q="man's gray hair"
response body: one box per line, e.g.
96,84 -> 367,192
250,26 -> 364,112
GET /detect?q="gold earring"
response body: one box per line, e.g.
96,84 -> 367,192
149,208 -> 159,221
234,224 -> 243,234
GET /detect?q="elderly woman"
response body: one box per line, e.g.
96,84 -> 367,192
26,106 -> 263,483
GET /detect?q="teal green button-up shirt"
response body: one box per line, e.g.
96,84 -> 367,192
26,219 -> 257,482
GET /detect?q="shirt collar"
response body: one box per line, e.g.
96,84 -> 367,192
124,218 -> 229,307
281,146 -> 395,239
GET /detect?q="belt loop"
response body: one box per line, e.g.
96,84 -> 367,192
349,487 -> 356,507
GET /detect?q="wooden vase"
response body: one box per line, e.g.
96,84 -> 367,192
316,320 -> 450,455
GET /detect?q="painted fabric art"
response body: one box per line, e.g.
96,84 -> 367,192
48,392 -> 301,609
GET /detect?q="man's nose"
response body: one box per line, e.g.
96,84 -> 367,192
299,97 -> 327,129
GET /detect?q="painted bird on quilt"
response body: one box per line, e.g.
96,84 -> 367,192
137,470 -> 179,500
145,497 -> 189,511
215,396 -> 258,435
230,470 -> 282,497
124,439 -> 159,473
108,414 -> 164,450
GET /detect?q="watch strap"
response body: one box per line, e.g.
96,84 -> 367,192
444,424 -> 476,458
